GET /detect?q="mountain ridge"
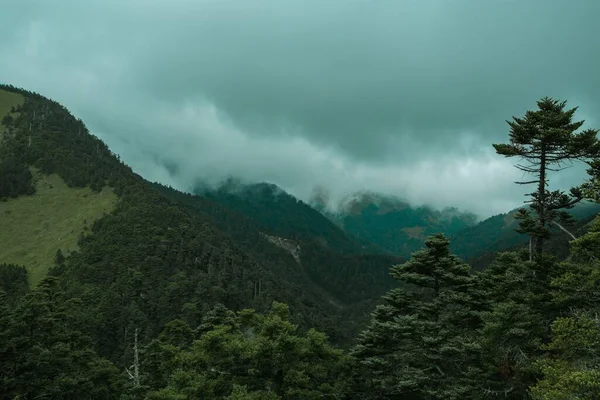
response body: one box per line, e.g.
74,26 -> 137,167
0,84 -> 400,352
310,189 -> 479,258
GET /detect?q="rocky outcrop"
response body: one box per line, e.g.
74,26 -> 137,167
262,233 -> 301,263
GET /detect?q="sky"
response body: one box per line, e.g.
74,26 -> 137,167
1,0 -> 599,217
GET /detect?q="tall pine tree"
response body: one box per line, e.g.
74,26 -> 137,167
476,251 -> 553,398
493,97 -> 600,257
351,234 -> 482,399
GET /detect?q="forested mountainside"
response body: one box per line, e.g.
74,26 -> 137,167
0,84 -> 403,350
463,212 -> 599,270
153,183 -> 400,310
311,190 -> 600,265
449,201 -> 600,266
196,179 -> 383,254
2,85 -> 600,399
311,191 -> 478,258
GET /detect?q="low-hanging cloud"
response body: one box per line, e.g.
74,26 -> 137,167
1,0 -> 598,218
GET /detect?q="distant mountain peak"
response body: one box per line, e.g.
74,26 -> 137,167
310,189 -> 479,258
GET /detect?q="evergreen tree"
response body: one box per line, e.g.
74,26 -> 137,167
0,290 -> 14,392
493,97 -> 600,257
149,302 -> 350,399
0,277 -> 124,399
528,205 -> 600,398
526,155 -> 600,397
582,159 -> 600,202
141,319 -> 196,392
351,234 -> 482,399
0,263 -> 29,307
529,313 -> 600,400
476,252 -> 551,398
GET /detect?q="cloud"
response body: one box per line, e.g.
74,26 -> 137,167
1,0 -> 598,217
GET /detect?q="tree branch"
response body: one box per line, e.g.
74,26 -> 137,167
515,180 -> 539,185
551,221 -> 576,240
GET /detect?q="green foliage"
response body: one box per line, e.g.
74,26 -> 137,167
3,84 -> 600,400
451,207 -> 600,270
0,277 -> 124,398
351,234 -> 483,399
571,216 -> 600,261
0,85 -> 133,195
200,180 -> 371,254
476,252 -> 551,397
0,156 -> 35,199
174,181 -> 403,305
0,172 -> 117,286
582,159 -> 600,202
493,97 -> 600,256
0,263 -> 29,307
147,302 -> 351,399
330,195 -> 478,258
155,182 -> 402,342
0,86 -> 23,143
530,314 -> 600,399
530,221 -> 600,398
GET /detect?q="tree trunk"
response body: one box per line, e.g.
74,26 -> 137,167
133,328 -> 140,387
536,147 -> 547,256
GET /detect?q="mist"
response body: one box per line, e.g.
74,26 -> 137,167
1,0 -> 599,217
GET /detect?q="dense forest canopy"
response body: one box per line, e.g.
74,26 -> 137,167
1,85 -> 600,399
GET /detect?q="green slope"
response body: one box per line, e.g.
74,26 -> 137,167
0,83 -> 400,360
156,182 -> 401,306
0,171 -> 117,285
313,191 -> 478,258
197,179 -> 382,254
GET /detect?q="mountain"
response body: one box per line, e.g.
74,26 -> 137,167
0,84 -> 402,359
449,201 -> 600,267
155,182 -> 401,307
309,187 -> 600,268
310,190 -> 478,258
195,178 -> 383,254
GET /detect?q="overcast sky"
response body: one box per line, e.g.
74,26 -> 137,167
1,0 -> 599,217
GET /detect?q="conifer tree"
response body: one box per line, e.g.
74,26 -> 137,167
0,290 -> 14,391
351,234 -> 482,399
476,252 -> 550,398
1,277 -> 124,398
529,314 -> 600,400
527,153 -> 600,397
149,302 -> 350,399
493,97 -> 600,257
582,159 -> 600,202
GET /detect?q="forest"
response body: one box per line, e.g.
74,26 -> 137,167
1,84 -> 600,399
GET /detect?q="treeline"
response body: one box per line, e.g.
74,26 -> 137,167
2,220 -> 600,398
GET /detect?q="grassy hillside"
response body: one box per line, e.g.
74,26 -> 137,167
0,171 -> 117,285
